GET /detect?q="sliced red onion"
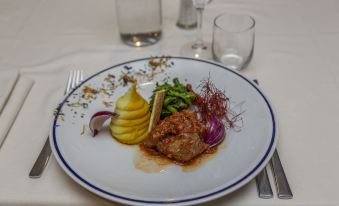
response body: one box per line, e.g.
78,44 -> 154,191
89,111 -> 118,137
204,115 -> 225,147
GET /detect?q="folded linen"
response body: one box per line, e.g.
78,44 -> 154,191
0,70 -> 19,114
0,75 -> 34,148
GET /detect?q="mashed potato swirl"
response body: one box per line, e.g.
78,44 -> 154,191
110,84 -> 150,144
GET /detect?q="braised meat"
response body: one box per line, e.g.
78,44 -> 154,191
156,133 -> 208,162
142,110 -> 208,162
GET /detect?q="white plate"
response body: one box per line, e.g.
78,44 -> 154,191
51,57 -> 277,206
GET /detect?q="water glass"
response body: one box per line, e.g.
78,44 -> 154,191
212,13 -> 255,70
115,0 -> 162,47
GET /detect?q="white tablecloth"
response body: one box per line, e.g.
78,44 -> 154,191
0,0 -> 339,205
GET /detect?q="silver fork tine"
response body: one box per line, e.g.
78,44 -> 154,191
71,70 -> 77,90
65,70 -> 73,95
75,70 -> 81,86
80,70 -> 84,83
29,70 -> 83,178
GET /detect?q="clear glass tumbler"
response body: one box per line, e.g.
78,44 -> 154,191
115,0 -> 162,47
212,13 -> 255,70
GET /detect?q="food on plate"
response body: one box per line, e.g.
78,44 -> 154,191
203,115 -> 225,147
89,111 -> 118,137
142,109 -> 208,162
89,74 -> 241,165
110,84 -> 150,144
195,77 -> 240,128
150,78 -> 196,119
141,76 -> 241,163
148,90 -> 165,132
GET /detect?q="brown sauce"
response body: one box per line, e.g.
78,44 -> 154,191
133,143 -> 221,173
133,146 -> 172,173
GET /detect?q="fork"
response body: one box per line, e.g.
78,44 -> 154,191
253,79 -> 293,199
29,70 -> 84,178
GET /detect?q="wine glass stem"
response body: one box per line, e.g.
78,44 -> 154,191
193,7 -> 206,49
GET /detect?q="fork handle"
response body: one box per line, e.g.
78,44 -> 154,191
29,137 -> 52,178
270,149 -> 293,199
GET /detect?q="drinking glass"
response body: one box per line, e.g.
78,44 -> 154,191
212,13 -> 255,70
115,0 -> 162,47
180,0 -> 212,59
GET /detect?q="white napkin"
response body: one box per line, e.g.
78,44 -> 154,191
0,70 -> 19,114
0,75 -> 34,147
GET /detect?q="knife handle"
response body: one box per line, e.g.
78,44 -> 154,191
270,149 -> 293,199
255,167 -> 273,198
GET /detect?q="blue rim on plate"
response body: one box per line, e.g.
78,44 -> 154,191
51,56 -> 276,205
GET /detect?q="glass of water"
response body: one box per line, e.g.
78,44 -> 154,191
212,13 -> 255,70
115,0 -> 162,47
